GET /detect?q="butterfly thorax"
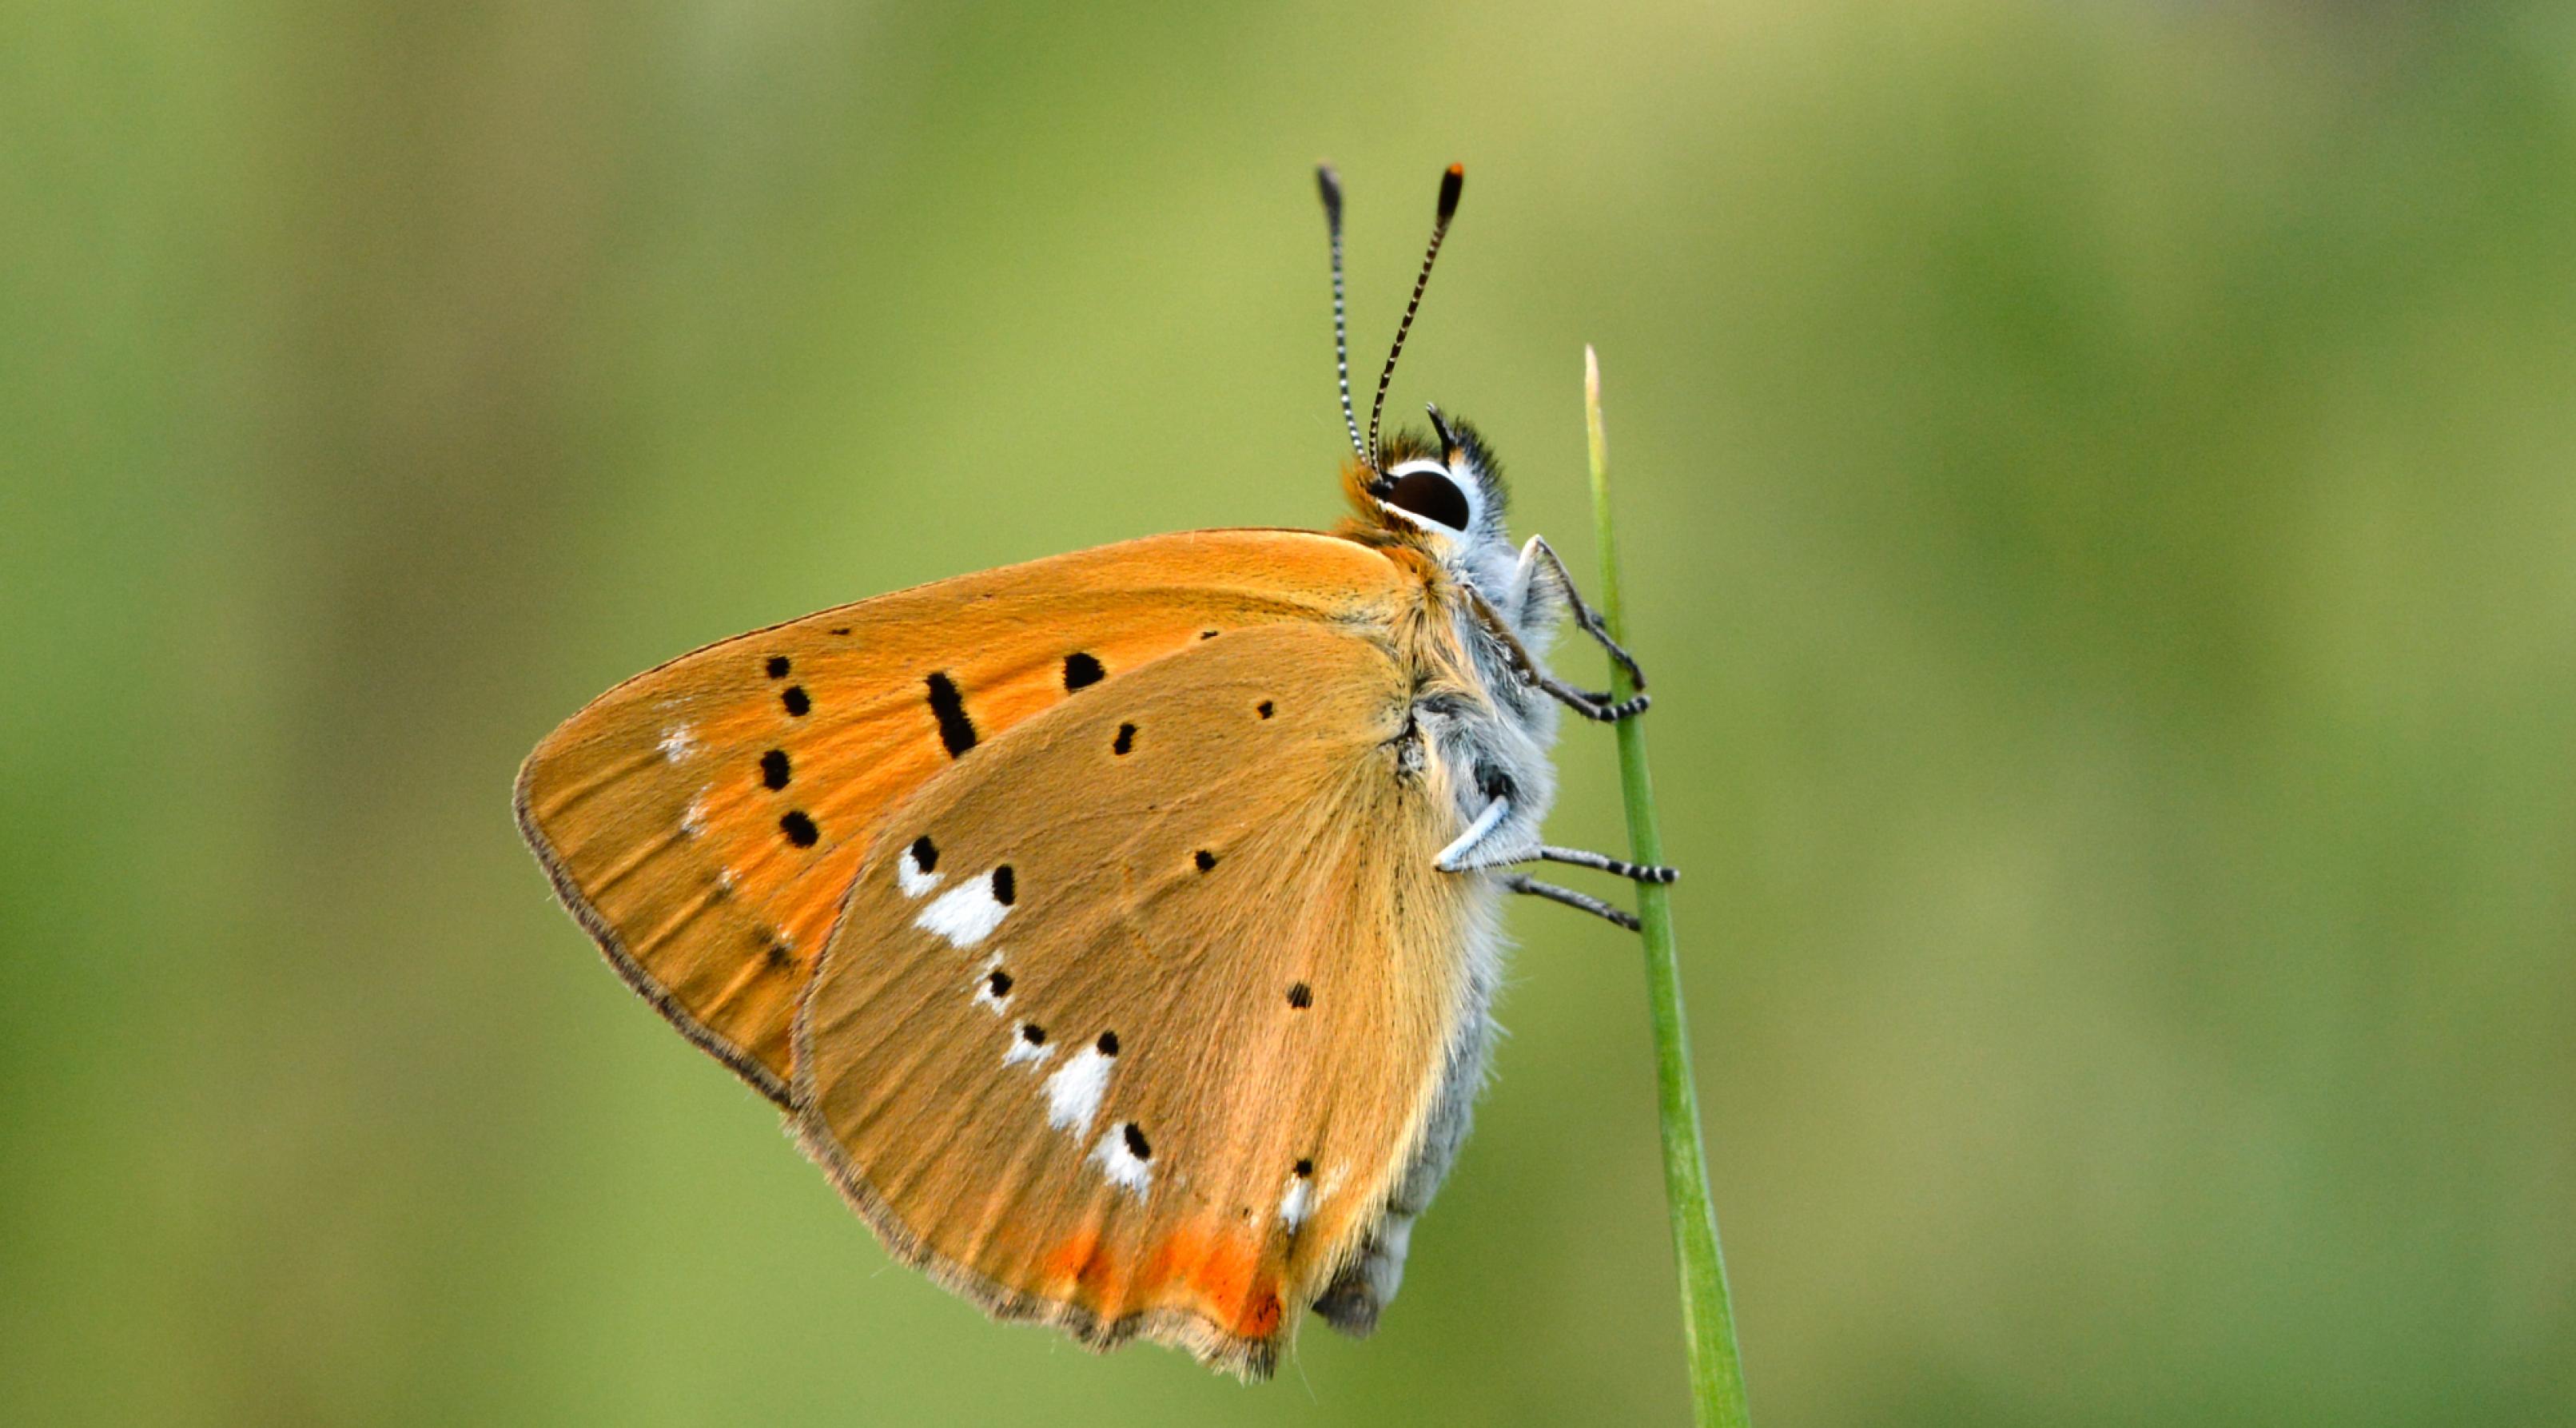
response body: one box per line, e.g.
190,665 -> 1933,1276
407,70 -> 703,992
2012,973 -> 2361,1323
1336,421 -> 1566,859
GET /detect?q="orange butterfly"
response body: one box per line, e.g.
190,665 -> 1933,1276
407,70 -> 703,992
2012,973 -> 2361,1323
516,163 -> 1672,1379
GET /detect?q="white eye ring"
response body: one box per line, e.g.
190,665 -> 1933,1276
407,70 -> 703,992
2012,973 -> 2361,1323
1377,459 -> 1475,533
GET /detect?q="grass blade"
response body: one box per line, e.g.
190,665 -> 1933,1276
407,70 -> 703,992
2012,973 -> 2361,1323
1584,345 -> 1751,1426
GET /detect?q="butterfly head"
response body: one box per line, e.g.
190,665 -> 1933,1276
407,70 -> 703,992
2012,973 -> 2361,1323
1358,408 -> 1507,544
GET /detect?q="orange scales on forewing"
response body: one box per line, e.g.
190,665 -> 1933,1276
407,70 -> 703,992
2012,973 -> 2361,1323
515,530 -> 1418,1102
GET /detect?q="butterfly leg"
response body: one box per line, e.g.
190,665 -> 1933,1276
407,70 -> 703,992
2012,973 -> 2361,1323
1437,798 -> 1671,935
1529,665 -> 1652,723
1515,535 -> 1647,694
1435,797 -> 1676,885
1528,843 -> 1678,885
1465,591 -> 1650,722
1500,873 -> 1642,932
1432,793 -> 1520,873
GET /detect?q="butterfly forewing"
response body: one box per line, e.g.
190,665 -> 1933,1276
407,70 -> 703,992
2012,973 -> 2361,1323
516,531 -> 1415,1100
790,622 -> 1475,1378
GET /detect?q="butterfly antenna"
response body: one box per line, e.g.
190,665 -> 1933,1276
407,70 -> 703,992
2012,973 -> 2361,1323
1316,163 -> 1366,465
1364,162 -> 1464,469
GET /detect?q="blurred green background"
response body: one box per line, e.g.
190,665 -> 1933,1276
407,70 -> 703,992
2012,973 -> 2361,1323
8,2 -> 2574,1423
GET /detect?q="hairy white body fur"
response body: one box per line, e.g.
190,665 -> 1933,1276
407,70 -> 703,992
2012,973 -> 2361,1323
1313,439 -> 1574,1335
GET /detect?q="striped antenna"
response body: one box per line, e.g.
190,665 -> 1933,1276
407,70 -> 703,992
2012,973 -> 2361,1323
1364,163 -> 1464,470
1315,164 -> 1365,465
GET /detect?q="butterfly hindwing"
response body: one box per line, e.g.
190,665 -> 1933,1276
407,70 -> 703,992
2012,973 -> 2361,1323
515,531 -> 1415,1100
789,621 -> 1479,1378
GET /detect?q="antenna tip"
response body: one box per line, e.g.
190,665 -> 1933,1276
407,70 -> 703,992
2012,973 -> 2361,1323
1316,163 -> 1344,221
1437,163 -> 1464,221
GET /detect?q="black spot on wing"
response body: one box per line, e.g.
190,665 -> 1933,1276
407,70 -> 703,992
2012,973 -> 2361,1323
765,655 -> 790,678
1194,849 -> 1217,873
925,672 -> 977,756
1287,981 -> 1312,1008
828,626 -> 850,636
1257,700 -> 1274,719
991,865 -> 1016,905
760,749 -> 790,790
1062,652 -> 1105,690
986,969 -> 1013,997
1292,1158 -> 1314,1178
780,811 -> 819,847
1122,1123 -> 1152,1160
1199,629 -> 1219,640
1021,1023 -> 1047,1045
782,686 -> 811,717
910,835 -> 939,873
1113,722 -> 1136,755
1097,1030 -> 1120,1056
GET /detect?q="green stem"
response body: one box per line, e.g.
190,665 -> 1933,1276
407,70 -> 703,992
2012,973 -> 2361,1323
1584,346 -> 1751,1427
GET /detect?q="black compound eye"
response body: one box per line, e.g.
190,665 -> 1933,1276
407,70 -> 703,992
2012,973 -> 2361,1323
1383,467 -> 1471,531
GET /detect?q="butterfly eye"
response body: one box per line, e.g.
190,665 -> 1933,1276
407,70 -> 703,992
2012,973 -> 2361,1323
1380,465 -> 1471,531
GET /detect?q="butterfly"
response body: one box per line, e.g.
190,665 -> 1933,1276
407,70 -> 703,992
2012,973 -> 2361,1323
515,163 -> 1673,1380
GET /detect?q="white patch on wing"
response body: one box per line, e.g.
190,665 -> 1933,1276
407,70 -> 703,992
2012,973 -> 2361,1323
972,959 -> 1012,1014
1093,1124 -> 1153,1199
680,795 -> 710,837
1003,1028 -> 1055,1068
1280,1174 -> 1314,1231
897,842 -> 942,898
1042,1045 -> 1113,1132
658,726 -> 698,762
915,869 -> 1011,948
